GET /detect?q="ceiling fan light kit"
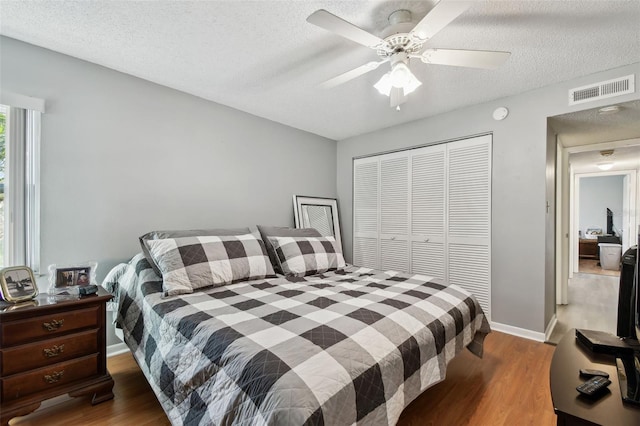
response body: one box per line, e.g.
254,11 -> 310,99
307,1 -> 511,109
373,69 -> 422,97
374,53 -> 422,96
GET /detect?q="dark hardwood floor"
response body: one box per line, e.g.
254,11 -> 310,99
10,331 -> 557,425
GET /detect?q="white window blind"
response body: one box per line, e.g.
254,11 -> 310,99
1,104 -> 41,272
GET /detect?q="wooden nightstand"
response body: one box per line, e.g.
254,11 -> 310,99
0,288 -> 114,425
579,238 -> 599,259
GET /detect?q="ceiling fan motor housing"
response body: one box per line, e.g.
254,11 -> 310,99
377,10 -> 426,58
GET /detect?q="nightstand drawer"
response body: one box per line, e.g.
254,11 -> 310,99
1,329 -> 99,375
1,306 -> 100,346
1,354 -> 99,402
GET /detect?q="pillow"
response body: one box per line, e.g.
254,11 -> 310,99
146,233 -> 276,296
257,225 -> 322,274
267,235 -> 346,277
140,227 -> 251,277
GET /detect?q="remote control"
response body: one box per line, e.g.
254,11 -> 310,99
579,369 -> 609,378
576,375 -> 611,397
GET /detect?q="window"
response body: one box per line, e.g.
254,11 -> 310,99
0,105 -> 6,267
0,103 -> 41,272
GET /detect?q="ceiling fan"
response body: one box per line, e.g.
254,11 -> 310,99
307,1 -> 510,108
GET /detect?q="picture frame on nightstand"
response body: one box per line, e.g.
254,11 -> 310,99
48,261 -> 98,294
0,266 -> 39,303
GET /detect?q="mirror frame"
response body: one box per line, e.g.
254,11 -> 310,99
293,195 -> 342,250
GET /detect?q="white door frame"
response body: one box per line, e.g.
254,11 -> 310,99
570,169 -> 636,274
557,138 -> 640,306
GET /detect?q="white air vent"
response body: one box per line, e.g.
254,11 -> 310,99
569,75 -> 635,105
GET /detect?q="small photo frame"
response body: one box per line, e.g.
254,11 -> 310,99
48,262 -> 97,294
0,266 -> 39,303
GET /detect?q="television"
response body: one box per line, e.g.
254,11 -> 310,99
617,239 -> 638,339
615,226 -> 640,405
607,208 -> 614,235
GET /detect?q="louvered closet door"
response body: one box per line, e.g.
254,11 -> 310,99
353,158 -> 379,269
447,135 -> 492,319
380,153 -> 410,272
410,145 -> 446,280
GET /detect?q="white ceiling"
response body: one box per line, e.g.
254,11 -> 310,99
1,1 -> 639,140
550,99 -> 640,173
550,100 -> 640,148
569,143 -> 640,174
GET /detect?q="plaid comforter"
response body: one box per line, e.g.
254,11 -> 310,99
104,254 -> 490,426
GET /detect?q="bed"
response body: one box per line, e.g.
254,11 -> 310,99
104,245 -> 489,426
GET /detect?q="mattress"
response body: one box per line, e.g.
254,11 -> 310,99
103,254 -> 490,425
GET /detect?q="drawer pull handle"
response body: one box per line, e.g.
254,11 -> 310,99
42,319 -> 64,331
44,370 -> 64,384
43,344 -> 65,358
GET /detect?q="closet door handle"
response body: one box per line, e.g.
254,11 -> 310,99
424,238 -> 430,243
390,236 -> 396,240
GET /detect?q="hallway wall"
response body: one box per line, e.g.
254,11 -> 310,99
579,175 -> 624,236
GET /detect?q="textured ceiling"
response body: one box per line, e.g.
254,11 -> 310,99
551,100 -> 640,173
1,1 -> 639,140
550,100 -> 640,147
569,143 -> 640,174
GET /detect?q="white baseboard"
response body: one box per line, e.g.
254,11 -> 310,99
544,314 -> 558,342
491,321 -> 546,342
107,342 -> 129,357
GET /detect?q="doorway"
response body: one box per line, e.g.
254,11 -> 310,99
550,149 -> 639,344
573,171 -> 630,277
546,99 -> 640,344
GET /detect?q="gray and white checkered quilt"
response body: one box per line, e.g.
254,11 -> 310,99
104,254 -> 490,426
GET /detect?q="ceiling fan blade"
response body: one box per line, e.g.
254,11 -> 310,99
410,1 -> 471,41
420,49 -> 510,69
307,9 -> 385,48
390,87 -> 408,108
320,59 -> 388,89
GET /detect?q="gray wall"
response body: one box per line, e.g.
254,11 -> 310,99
579,175 -> 624,236
0,36 -> 337,347
337,62 -> 640,334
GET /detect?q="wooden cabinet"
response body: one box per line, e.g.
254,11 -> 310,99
0,289 -> 114,425
579,238 -> 599,259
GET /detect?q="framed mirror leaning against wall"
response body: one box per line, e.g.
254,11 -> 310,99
293,196 -> 342,250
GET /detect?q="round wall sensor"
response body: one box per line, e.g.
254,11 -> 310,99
492,107 -> 509,121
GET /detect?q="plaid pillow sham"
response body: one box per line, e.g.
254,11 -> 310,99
267,235 -> 346,277
146,233 -> 276,296
139,227 -> 251,277
257,225 -> 322,274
